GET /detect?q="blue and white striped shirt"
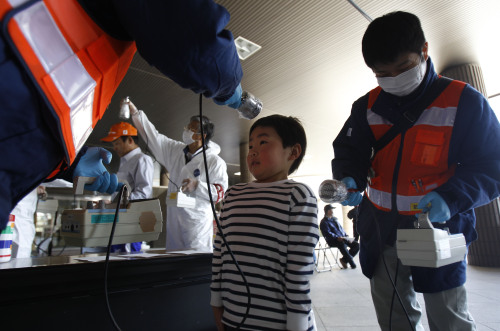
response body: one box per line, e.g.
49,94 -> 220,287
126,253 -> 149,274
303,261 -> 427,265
211,179 -> 319,331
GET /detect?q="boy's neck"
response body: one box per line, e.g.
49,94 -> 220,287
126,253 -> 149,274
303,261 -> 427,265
254,176 -> 289,183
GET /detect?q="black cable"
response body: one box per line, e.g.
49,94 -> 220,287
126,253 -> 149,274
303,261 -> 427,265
47,213 -> 55,255
103,184 -> 126,331
35,209 -> 66,256
367,201 -> 416,331
198,94 -> 251,330
389,260 -> 400,330
36,237 -> 50,255
55,244 -> 66,256
36,210 -> 60,256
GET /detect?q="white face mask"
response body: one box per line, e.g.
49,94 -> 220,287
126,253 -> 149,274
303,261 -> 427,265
377,57 -> 427,97
182,129 -> 196,145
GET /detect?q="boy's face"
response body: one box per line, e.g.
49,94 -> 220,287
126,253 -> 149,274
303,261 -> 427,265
247,126 -> 297,183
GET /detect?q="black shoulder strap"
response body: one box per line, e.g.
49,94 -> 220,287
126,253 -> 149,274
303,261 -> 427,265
373,77 -> 453,153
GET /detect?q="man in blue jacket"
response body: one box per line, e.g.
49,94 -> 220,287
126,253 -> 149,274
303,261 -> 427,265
0,0 -> 245,232
320,204 -> 359,269
331,11 -> 500,331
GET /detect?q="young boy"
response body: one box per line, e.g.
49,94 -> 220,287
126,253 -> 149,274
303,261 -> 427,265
211,115 -> 319,331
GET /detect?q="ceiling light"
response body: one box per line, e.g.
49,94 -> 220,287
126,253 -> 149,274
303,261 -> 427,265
234,36 -> 261,60
234,172 -> 241,176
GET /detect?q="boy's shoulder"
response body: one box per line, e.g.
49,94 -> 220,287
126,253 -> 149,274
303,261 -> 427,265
287,180 -> 316,199
227,180 -> 315,197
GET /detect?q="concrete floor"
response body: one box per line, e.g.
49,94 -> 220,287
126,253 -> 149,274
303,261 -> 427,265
311,250 -> 500,331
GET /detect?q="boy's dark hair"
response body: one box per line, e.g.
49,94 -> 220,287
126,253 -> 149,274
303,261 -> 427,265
190,115 -> 214,143
120,135 -> 139,144
362,11 -> 426,68
249,114 -> 307,175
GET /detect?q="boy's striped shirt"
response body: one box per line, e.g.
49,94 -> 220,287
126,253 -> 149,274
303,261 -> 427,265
211,179 -> 319,331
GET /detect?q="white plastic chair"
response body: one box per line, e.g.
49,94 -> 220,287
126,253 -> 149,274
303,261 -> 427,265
314,236 -> 340,272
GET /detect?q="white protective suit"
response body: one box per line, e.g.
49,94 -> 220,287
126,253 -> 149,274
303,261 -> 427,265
132,110 -> 228,252
11,188 -> 38,258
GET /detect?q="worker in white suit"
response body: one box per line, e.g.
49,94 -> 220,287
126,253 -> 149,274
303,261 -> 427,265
128,100 -> 228,252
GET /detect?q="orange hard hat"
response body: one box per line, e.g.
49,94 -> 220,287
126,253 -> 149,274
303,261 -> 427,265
101,122 -> 138,142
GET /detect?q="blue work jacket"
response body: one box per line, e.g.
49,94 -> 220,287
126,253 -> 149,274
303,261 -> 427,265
0,0 -> 242,231
331,58 -> 500,293
320,216 -> 347,245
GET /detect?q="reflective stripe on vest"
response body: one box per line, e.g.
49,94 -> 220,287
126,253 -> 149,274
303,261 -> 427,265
1,0 -> 136,164
366,80 -> 466,214
366,186 -> 425,213
368,106 -> 457,132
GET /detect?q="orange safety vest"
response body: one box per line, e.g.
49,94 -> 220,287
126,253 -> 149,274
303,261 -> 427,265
366,79 -> 466,215
0,0 -> 136,168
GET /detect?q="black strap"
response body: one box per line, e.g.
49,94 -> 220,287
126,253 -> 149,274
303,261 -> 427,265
373,77 -> 453,153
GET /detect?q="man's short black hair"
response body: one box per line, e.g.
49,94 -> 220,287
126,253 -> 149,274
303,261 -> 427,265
191,115 -> 214,143
249,114 -> 307,175
362,11 -> 426,68
120,135 -> 139,144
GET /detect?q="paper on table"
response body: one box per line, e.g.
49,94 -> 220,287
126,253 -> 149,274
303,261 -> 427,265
119,253 -> 167,258
167,249 -> 209,255
75,256 -> 127,262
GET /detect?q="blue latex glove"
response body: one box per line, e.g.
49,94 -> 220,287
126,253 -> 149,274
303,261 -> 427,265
73,147 -> 120,194
213,83 -> 242,109
341,177 -> 363,206
417,191 -> 451,223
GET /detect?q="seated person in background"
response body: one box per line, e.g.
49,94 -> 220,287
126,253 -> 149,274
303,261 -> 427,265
320,204 -> 359,269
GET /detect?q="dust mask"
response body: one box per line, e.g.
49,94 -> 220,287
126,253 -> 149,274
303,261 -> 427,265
182,129 -> 196,145
377,57 -> 427,97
